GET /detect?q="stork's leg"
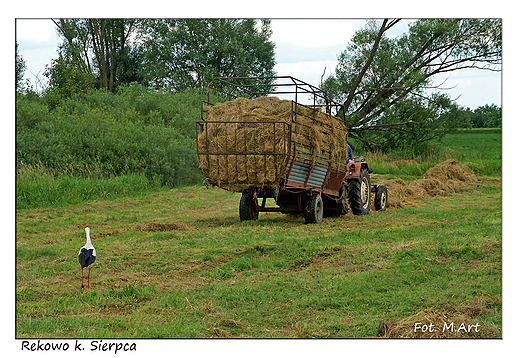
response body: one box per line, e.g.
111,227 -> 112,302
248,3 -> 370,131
81,267 -> 84,289
87,267 -> 91,289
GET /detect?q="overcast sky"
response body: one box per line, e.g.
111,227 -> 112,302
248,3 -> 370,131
16,18 -> 502,109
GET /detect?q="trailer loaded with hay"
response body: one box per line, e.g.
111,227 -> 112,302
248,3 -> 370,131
196,76 -> 388,223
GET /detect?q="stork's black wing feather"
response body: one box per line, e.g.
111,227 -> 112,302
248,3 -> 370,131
78,248 -> 96,267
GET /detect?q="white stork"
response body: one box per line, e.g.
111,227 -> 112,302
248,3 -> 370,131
78,227 -> 96,289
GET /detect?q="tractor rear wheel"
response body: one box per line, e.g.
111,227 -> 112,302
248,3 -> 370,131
305,193 -> 323,224
239,195 -> 258,221
348,169 -> 371,215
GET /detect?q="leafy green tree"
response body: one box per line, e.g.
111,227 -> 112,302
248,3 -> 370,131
470,104 -> 501,128
16,42 -> 27,92
43,50 -> 96,108
140,19 -> 276,91
44,50 -> 96,94
322,19 -> 501,151
360,92 -> 471,151
52,19 -> 144,92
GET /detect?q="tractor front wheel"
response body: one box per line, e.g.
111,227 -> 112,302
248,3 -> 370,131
374,185 -> 388,211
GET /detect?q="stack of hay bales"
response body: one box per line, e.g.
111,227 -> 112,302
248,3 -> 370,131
197,96 -> 348,192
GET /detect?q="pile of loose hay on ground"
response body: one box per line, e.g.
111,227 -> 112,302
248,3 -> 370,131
374,159 -> 478,209
376,308 -> 491,338
198,96 -> 348,192
376,296 -> 499,338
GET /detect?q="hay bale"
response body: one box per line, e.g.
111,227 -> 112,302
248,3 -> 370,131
198,96 -> 348,192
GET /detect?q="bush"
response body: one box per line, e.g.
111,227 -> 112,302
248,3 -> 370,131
16,84 -> 205,188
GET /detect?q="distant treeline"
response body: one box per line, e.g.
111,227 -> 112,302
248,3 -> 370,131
467,104 -> 501,129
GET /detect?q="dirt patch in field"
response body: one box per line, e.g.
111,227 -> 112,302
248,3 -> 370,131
137,222 -> 184,232
75,221 -> 187,238
376,159 -> 478,209
376,295 -> 500,338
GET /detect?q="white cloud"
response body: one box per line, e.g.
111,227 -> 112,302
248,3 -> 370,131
16,19 -> 61,90
270,20 -> 362,93
276,60 -> 337,84
274,60 -> 339,103
271,19 -> 361,48
16,19 -> 56,46
429,69 -> 502,109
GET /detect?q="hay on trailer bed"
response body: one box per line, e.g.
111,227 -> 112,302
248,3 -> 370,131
197,96 -> 348,192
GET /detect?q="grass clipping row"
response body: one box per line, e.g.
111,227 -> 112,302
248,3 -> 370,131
198,96 -> 348,192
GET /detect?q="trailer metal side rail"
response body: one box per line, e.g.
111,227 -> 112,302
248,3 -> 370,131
196,120 -> 292,187
205,76 -> 347,120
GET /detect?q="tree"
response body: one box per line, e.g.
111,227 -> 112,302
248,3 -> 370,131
471,104 -> 501,128
322,19 -> 501,151
52,19 -> 144,92
43,50 -> 95,105
140,19 -> 276,91
16,42 -> 27,92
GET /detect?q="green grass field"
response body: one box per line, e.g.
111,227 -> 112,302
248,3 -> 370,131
15,129 -> 502,338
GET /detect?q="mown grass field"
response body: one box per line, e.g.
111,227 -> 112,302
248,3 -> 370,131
15,129 -> 502,338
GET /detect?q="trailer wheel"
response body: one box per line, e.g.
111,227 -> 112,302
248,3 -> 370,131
239,195 -> 258,221
348,169 -> 371,215
374,185 -> 388,211
324,183 -> 348,217
305,193 -> 323,224
338,183 -> 349,215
